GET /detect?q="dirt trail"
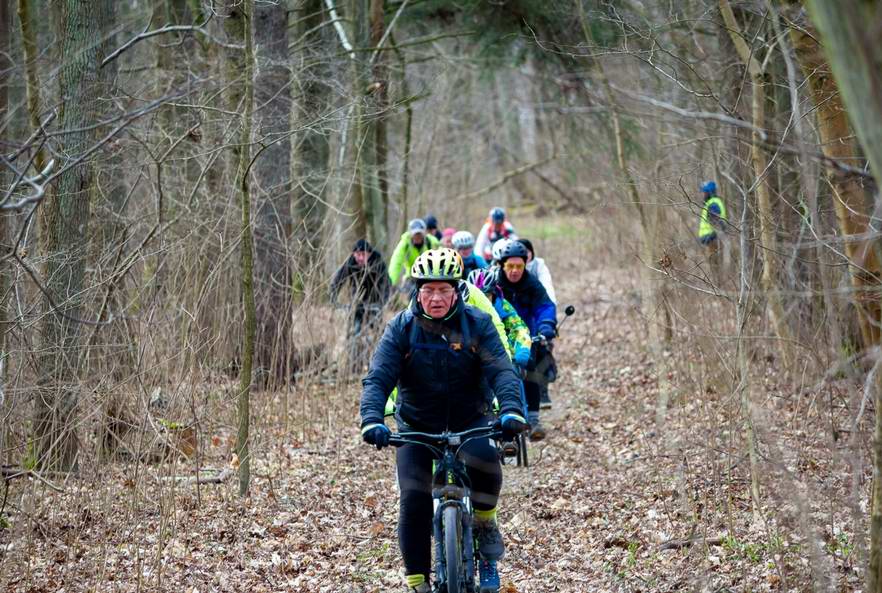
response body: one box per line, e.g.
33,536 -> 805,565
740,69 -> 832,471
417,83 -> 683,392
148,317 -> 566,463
2,267 -> 858,593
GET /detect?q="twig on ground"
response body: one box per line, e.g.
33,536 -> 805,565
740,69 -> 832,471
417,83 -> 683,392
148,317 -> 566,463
163,467 -> 233,485
658,535 -> 725,550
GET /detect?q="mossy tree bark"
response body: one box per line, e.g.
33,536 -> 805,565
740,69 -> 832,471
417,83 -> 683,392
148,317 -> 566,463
348,0 -> 387,250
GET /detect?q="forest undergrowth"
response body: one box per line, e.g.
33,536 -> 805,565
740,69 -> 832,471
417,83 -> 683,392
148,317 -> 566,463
0,254 -> 870,593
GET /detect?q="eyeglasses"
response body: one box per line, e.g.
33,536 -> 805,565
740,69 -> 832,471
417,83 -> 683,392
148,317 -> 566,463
418,286 -> 455,299
503,262 -> 525,272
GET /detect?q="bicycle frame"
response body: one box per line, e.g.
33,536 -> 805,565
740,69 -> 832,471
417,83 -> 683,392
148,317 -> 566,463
390,425 -> 503,593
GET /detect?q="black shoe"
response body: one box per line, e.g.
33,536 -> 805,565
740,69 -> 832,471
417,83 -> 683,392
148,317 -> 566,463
529,421 -> 547,441
474,519 -> 505,560
539,390 -> 552,410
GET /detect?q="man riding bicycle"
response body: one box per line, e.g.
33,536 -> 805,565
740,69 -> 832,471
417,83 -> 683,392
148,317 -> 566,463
495,239 -> 556,440
389,219 -> 441,288
360,248 -> 527,593
330,239 -> 391,340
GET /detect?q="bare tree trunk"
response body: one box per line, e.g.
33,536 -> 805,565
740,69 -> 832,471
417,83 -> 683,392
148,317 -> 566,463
0,0 -> 11,465
348,0 -> 388,250
803,3 -> 882,589
222,0 -> 256,498
33,0 -> 114,472
17,0 -> 46,171
252,1 -> 292,387
719,0 -> 794,368
390,34 -> 412,230
369,0 -> 389,251
291,0 -> 331,276
785,10 -> 881,352
732,182 -> 763,515
148,0 -> 192,301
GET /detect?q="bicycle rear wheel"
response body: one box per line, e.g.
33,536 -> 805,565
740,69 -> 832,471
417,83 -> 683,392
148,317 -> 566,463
443,505 -> 463,593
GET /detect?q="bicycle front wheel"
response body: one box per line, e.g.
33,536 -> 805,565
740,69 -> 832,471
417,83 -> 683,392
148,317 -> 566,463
443,505 -> 463,593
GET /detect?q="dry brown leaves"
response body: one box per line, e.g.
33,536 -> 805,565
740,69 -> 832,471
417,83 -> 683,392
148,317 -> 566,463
0,268 -> 867,592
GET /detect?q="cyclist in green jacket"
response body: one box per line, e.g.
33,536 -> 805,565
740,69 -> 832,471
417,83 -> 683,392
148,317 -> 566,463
389,219 -> 441,286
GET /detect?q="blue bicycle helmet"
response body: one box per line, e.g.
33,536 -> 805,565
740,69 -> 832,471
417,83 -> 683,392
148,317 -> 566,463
700,180 -> 717,194
490,207 -> 506,223
496,239 -> 528,262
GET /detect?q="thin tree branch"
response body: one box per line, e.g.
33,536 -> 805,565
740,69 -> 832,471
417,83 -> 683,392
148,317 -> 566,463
101,15 -> 239,68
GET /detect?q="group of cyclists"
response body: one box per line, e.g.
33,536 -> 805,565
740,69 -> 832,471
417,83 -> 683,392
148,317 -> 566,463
332,207 -> 560,593
331,184 -> 725,593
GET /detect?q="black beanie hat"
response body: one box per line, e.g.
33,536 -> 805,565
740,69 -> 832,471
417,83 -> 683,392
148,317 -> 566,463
353,239 -> 373,253
518,238 -> 534,257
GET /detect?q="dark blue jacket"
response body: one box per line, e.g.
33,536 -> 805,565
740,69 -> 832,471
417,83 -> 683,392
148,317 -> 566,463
360,297 -> 522,432
499,270 -> 557,336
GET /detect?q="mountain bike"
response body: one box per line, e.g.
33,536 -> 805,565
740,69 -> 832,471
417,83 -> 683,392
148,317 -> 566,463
390,424 -> 505,593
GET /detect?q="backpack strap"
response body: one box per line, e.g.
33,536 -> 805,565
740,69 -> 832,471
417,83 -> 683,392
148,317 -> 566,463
461,311 -> 478,354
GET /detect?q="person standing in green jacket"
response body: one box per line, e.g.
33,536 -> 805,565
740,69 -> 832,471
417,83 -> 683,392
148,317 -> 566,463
698,181 -> 727,245
389,219 -> 440,286
698,180 -> 731,279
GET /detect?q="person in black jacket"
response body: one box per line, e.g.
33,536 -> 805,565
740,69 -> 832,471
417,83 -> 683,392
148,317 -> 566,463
330,239 -> 391,341
495,239 -> 557,441
360,249 -> 526,593
423,214 -> 443,241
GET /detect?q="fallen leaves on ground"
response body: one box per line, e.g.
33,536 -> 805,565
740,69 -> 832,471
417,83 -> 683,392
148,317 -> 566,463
0,268 -> 867,592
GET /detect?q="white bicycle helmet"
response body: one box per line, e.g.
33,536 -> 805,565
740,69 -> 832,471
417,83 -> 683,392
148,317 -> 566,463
491,238 -> 513,263
452,231 -> 475,250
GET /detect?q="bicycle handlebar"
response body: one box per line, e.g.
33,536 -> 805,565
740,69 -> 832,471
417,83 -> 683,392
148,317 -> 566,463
332,302 -> 384,312
530,305 -> 577,343
389,424 -> 504,449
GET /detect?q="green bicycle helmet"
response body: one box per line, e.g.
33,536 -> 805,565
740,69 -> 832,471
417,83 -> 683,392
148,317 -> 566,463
411,248 -> 463,282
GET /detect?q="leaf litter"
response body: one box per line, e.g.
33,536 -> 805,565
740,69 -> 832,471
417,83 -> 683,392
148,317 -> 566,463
0,268 -> 869,592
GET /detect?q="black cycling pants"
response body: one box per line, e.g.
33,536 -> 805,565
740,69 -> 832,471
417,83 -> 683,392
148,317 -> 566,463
524,379 -> 541,413
396,421 -> 502,577
349,304 -> 382,338
525,343 -> 554,413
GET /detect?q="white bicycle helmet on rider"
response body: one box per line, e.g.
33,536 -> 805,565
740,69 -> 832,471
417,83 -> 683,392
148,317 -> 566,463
491,238 -> 513,263
452,231 -> 475,250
